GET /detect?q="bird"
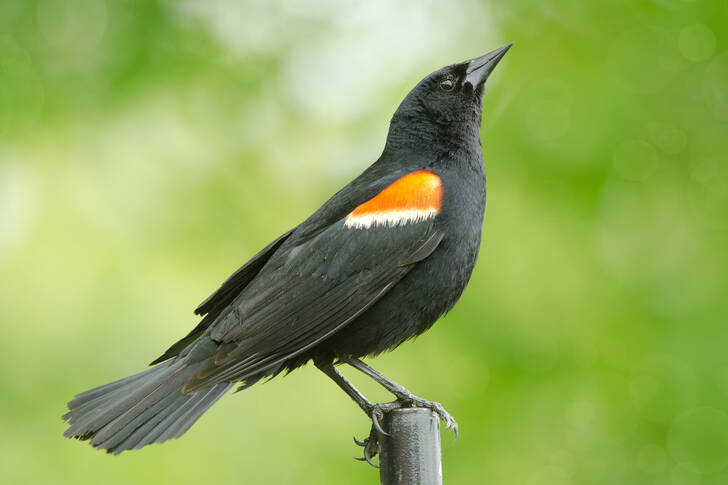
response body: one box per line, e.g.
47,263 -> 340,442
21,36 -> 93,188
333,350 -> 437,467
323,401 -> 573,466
63,43 -> 512,463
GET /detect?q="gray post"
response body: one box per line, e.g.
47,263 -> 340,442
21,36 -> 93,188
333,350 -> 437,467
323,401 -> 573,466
377,408 -> 443,485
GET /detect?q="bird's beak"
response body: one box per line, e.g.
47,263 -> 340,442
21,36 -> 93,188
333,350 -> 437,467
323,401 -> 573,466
464,42 -> 513,89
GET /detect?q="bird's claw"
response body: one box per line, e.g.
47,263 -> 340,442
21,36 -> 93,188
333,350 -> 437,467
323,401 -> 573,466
397,396 -> 459,441
353,399 -> 458,467
353,401 -> 400,467
371,405 -> 389,436
353,427 -> 380,468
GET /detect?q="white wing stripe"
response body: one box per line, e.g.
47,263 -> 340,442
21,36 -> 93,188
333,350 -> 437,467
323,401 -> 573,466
344,208 -> 438,229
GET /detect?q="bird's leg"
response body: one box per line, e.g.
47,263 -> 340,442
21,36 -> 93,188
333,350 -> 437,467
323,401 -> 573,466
343,357 -> 459,439
314,359 -> 399,466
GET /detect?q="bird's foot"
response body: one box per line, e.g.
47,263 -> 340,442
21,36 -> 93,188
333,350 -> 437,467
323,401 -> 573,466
353,397 -> 457,467
353,427 -> 379,467
354,401 -> 400,467
394,394 -> 459,440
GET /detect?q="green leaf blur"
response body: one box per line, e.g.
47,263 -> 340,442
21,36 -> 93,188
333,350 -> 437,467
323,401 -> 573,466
1,1 -> 727,484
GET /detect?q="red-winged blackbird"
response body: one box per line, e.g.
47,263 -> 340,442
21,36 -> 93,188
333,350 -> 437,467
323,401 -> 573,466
63,43 -> 512,461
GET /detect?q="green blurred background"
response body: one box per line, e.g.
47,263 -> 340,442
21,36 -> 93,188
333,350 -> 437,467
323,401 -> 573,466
1,0 -> 727,483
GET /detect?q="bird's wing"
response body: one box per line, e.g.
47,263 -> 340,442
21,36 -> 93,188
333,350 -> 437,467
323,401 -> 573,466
150,229 -> 295,365
152,159 -> 417,367
182,170 -> 445,392
194,229 -> 296,318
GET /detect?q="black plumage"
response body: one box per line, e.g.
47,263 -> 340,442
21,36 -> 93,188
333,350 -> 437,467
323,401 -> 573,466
63,43 -> 512,457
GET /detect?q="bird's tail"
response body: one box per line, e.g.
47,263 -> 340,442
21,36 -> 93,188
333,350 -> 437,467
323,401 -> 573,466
63,359 -> 232,454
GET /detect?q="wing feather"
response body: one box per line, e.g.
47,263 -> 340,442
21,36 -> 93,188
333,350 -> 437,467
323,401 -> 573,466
150,229 -> 295,365
182,221 -> 443,393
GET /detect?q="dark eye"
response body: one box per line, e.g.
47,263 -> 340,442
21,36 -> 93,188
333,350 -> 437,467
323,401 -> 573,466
440,78 -> 455,91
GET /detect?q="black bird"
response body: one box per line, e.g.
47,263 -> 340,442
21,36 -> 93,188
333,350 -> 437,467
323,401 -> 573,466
63,43 -> 512,461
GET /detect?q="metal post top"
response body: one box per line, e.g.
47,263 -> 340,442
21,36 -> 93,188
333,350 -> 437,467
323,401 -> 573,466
378,407 -> 443,485
387,407 -> 438,416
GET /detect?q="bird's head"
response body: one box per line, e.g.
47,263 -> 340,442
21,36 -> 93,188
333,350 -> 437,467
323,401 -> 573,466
387,43 -> 512,150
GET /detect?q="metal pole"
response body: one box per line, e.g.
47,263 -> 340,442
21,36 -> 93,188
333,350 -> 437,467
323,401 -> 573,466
378,408 -> 443,485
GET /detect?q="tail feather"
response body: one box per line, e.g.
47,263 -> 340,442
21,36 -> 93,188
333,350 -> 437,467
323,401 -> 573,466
64,369 -> 155,425
143,384 -> 225,445
63,360 -> 232,454
65,363 -> 184,439
89,363 -> 192,444
67,371 -> 145,408
95,391 -> 182,451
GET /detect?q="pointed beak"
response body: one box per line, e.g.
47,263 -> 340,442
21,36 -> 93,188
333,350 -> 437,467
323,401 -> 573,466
465,42 -> 513,89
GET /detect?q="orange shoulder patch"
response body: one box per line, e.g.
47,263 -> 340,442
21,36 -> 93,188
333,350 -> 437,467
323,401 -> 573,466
345,170 -> 442,229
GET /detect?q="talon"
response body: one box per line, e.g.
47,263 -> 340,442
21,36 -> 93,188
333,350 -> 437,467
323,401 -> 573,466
353,416 -> 383,468
364,441 -> 379,468
392,394 -> 459,442
352,397 -> 459,467
371,408 -> 389,436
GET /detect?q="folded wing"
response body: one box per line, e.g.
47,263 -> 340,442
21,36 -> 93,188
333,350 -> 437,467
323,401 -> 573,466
183,219 -> 444,393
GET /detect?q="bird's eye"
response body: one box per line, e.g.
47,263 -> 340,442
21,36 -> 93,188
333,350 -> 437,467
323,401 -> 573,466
440,78 -> 455,91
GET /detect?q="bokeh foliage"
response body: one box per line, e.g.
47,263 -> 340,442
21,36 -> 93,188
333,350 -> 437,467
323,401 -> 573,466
1,0 -> 727,484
